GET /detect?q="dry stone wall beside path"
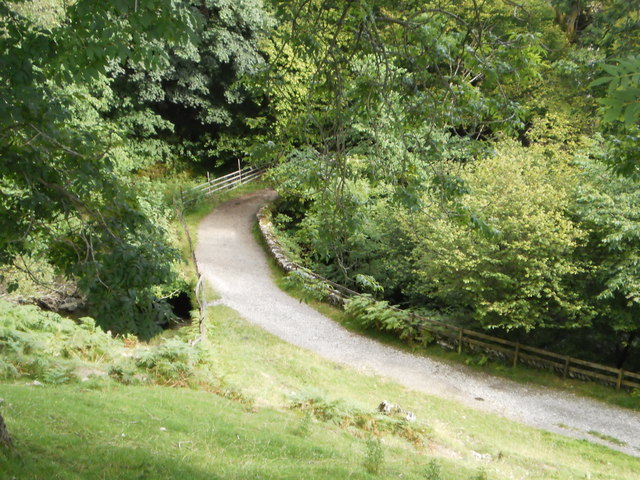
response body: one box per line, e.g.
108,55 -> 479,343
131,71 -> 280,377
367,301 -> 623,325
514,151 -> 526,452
195,188 -> 640,457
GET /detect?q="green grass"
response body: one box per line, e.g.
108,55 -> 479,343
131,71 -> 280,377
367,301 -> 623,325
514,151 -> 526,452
587,431 -> 628,447
2,303 -> 639,479
10,0 -> 64,28
204,304 -> 640,478
0,384 -> 389,480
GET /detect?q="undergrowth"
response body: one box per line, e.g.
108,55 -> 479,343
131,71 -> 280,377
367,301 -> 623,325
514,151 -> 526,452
0,300 -> 225,393
289,390 -> 429,447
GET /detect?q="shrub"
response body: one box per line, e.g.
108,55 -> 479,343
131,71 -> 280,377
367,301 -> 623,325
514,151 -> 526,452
363,436 -> 384,475
42,366 -> 74,385
0,301 -> 120,363
407,143 -> 591,331
108,364 -> 142,385
423,459 -> 442,480
293,410 -> 313,437
0,359 -> 18,380
345,294 -> 409,333
471,468 -> 488,480
289,391 -> 429,445
135,339 -> 203,383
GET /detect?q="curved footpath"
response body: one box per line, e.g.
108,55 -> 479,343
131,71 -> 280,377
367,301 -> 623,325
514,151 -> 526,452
196,189 -> 640,457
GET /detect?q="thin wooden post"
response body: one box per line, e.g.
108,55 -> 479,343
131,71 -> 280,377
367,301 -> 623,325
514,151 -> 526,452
513,342 -> 520,368
458,328 -> 463,354
563,356 -> 570,378
617,370 -> 624,391
0,412 -> 13,450
238,159 -> 242,183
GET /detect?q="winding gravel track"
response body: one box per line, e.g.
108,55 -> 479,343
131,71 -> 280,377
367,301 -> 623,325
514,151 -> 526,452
196,189 -> 640,457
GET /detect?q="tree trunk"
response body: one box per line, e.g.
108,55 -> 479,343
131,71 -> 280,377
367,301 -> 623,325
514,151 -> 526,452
554,3 -> 586,43
0,412 -> 13,450
616,331 -> 637,370
564,4 -> 582,42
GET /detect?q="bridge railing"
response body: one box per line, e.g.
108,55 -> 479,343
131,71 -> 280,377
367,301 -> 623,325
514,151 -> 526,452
183,166 -> 266,205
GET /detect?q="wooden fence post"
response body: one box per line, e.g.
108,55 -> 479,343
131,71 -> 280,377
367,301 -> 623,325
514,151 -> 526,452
458,328 -> 463,354
617,370 -> 624,391
513,342 -> 520,368
563,356 -> 570,378
0,412 -> 13,450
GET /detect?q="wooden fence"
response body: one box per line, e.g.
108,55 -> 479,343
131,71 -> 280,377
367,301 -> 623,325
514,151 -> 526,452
183,166 -> 266,204
412,316 -> 640,391
257,205 -> 640,391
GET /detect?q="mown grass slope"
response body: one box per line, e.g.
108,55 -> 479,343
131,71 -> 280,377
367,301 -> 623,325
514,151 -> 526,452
2,297 -> 639,479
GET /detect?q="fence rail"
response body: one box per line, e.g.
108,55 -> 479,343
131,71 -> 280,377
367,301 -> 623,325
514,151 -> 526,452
415,319 -> 640,390
257,205 -> 640,391
183,166 -> 266,204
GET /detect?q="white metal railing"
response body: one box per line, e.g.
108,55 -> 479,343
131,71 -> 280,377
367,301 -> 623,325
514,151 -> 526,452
183,165 -> 266,204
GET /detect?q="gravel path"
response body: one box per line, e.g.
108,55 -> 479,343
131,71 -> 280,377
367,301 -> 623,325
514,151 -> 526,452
196,189 -> 640,457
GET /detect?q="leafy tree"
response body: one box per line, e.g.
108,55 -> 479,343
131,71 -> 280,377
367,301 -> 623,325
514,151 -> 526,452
580,0 -> 640,57
405,143 -> 591,331
590,56 -> 640,179
572,157 -> 640,366
108,0 -> 273,169
0,1 -> 199,337
558,1 -> 640,179
550,0 -> 593,42
265,0 -> 549,283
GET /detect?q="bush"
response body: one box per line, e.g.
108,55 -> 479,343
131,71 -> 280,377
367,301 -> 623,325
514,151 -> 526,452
0,301 -> 121,363
135,339 -> 203,383
344,294 -> 428,345
363,436 -> 384,475
345,295 -> 408,332
0,359 -> 18,380
289,391 -> 429,446
407,143 -> 591,331
423,459 -> 442,480
42,366 -> 74,385
0,301 -> 212,387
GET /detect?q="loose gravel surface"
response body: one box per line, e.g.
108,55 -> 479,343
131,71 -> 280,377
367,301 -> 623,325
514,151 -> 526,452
196,189 -> 640,457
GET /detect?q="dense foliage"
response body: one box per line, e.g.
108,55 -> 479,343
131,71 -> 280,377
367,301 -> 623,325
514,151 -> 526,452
264,0 -> 640,368
1,1 -> 272,337
2,0 -> 639,367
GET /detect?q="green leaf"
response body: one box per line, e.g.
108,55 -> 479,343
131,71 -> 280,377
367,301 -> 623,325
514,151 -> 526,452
624,103 -> 640,127
589,76 -> 614,88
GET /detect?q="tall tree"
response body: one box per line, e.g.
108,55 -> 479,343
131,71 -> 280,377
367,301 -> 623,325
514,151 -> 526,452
263,0 -> 546,282
0,1 -> 200,337
108,0 -> 273,169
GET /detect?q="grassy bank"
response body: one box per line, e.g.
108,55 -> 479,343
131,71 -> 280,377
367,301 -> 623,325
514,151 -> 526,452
2,301 -> 639,479
2,186 -> 639,479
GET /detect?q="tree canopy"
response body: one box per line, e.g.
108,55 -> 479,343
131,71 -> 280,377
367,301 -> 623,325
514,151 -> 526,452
3,0 -> 640,367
